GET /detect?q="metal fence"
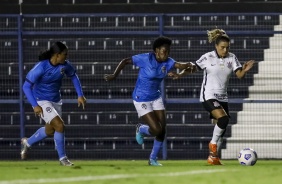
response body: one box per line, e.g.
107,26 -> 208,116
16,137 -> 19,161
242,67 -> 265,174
0,13 -> 281,160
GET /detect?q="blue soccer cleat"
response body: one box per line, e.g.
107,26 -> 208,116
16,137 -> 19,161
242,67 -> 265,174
135,123 -> 144,145
148,159 -> 162,166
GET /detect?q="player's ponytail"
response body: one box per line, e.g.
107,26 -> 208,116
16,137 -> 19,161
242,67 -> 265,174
207,28 -> 229,44
38,49 -> 52,61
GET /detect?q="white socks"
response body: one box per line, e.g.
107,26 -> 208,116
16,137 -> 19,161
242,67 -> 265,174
211,124 -> 225,144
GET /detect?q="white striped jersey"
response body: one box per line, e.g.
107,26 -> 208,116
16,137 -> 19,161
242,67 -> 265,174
195,51 -> 242,102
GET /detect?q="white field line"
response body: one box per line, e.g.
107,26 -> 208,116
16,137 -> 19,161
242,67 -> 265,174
0,169 -> 227,184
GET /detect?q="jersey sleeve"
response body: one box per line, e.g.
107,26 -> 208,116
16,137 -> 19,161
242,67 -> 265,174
166,57 -> 176,72
64,60 -> 76,77
195,54 -> 208,70
232,54 -> 242,72
25,62 -> 44,83
131,53 -> 149,68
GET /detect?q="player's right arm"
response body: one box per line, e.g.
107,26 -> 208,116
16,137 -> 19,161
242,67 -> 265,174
22,63 -> 44,116
104,57 -> 132,81
22,81 -> 43,117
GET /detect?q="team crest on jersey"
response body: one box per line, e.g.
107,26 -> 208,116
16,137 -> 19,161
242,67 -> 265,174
227,61 -> 232,69
141,104 -> 147,109
46,107 -> 52,113
161,66 -> 166,73
60,67 -> 65,75
213,101 -> 220,107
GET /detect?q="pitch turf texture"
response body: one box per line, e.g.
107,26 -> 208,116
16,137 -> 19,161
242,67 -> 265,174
0,160 -> 281,184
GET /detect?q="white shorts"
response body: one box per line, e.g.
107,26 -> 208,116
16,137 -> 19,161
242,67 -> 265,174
133,97 -> 165,117
37,100 -> 62,124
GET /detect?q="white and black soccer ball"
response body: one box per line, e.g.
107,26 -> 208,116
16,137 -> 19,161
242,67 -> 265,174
238,148 -> 258,166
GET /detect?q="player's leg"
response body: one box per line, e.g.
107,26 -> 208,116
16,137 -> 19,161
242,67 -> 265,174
141,111 -> 164,166
133,101 -> 153,145
50,116 -> 72,166
148,109 -> 166,166
211,102 -> 230,158
50,101 -> 73,166
146,97 -> 166,166
203,100 -> 229,165
21,101 -> 56,160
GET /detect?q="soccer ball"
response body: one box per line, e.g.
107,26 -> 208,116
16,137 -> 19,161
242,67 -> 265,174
238,148 -> 258,166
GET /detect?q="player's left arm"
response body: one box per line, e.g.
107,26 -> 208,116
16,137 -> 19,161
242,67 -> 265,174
235,60 -> 255,79
71,73 -> 86,109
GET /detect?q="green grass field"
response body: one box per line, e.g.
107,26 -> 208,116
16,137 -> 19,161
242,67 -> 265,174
0,160 -> 281,184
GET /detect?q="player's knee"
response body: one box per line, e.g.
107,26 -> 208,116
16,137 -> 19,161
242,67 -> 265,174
45,128 -> 55,137
217,116 -> 229,129
150,127 -> 162,136
50,118 -> 65,133
55,123 -> 65,133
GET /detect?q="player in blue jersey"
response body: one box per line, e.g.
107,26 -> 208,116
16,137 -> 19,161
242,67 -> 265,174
168,29 -> 254,165
104,36 -> 194,166
21,41 -> 86,166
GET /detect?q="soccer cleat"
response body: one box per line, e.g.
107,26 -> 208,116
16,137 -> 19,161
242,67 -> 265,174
60,157 -> 74,166
148,159 -> 162,166
135,123 -> 144,145
207,155 -> 223,165
20,137 -> 29,160
209,142 -> 218,157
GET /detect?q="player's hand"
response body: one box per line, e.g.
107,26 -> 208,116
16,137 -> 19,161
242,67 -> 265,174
243,60 -> 255,72
33,105 -> 44,117
186,62 -> 195,69
104,74 -> 116,81
168,72 -> 180,80
78,96 -> 87,110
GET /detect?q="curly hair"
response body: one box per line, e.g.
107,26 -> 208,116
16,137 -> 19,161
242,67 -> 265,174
152,36 -> 172,51
207,28 -> 229,44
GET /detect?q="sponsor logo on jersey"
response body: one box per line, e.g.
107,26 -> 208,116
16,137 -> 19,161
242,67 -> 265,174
214,93 -> 228,100
197,57 -> 207,63
234,56 -> 240,67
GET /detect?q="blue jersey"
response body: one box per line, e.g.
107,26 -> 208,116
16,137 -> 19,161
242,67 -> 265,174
132,53 -> 175,102
25,59 -> 76,103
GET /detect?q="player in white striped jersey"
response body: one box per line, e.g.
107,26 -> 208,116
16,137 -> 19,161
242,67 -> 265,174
169,29 -> 254,165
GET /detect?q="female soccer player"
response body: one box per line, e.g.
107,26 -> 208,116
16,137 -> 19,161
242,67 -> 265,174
21,41 -> 86,166
168,29 -> 255,165
104,36 -> 194,166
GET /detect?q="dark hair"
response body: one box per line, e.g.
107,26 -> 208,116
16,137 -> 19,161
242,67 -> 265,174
38,41 -> 68,61
215,35 -> 230,45
152,36 -> 172,51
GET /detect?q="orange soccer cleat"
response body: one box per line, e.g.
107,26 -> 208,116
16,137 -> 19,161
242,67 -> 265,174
207,155 -> 223,165
207,142 -> 223,165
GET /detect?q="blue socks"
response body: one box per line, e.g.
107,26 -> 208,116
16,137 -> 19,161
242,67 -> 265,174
139,124 -> 151,135
54,131 -> 66,160
150,139 -> 163,160
27,127 -> 47,146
